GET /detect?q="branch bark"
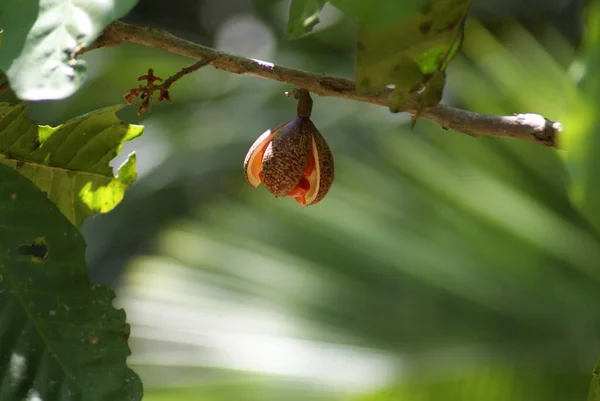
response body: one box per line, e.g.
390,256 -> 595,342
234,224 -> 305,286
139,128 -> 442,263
81,21 -> 562,148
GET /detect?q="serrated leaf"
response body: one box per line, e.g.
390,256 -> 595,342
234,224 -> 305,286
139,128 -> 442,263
355,0 -> 470,114
0,163 -> 142,401
0,103 -> 143,227
0,0 -> 138,100
286,0 -> 327,39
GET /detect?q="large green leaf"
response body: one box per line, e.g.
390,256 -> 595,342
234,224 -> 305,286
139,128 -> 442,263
0,0 -> 138,100
0,163 -> 142,401
355,0 -> 470,113
0,103 -> 143,227
286,0 -> 327,39
563,0 -> 600,235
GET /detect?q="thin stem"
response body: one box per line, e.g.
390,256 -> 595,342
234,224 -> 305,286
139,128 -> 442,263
161,59 -> 214,90
287,88 -> 313,118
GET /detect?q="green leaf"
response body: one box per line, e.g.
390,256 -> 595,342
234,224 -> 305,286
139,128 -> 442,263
355,0 -> 470,113
286,0 -> 327,39
330,0 -> 426,28
0,103 -> 143,227
0,0 -> 138,100
0,163 -> 142,401
563,0 -> 600,236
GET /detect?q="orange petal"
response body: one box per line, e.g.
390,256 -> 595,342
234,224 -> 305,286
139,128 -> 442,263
243,122 -> 287,188
302,137 -> 321,205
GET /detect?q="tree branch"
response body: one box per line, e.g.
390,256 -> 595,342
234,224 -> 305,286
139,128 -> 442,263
81,20 -> 562,148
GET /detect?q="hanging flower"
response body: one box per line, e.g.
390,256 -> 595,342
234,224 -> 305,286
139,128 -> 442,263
243,90 -> 334,206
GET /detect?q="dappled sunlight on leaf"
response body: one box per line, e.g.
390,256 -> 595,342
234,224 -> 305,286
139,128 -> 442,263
0,103 -> 143,226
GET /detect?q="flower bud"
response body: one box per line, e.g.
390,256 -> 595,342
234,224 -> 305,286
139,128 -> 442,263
243,91 -> 334,206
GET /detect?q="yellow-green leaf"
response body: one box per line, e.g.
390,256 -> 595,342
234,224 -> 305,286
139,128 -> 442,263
0,103 -> 143,227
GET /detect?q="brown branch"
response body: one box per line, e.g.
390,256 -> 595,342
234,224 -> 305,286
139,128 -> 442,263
81,21 -> 562,148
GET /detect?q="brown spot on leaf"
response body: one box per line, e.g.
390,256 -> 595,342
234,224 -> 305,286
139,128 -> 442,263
419,21 -> 432,35
17,237 -> 49,262
91,337 -> 99,345
10,193 -> 17,201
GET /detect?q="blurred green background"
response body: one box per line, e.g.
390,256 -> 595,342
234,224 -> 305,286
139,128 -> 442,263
3,0 -> 599,400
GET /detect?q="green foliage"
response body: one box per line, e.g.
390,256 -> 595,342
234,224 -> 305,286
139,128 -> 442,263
330,0 -> 426,28
579,7 -> 600,398
284,0 -> 469,113
1,0 -> 599,400
0,164 -> 142,401
563,0 -> 600,235
76,14 -> 596,401
286,0 -> 327,39
355,0 -> 470,113
0,0 -> 139,100
0,103 -> 142,227
287,0 -> 429,34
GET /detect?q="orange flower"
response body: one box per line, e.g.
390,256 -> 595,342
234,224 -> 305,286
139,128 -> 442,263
244,112 -> 334,206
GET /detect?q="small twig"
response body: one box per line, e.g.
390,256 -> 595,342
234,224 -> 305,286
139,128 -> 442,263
161,59 -> 214,90
84,21 -> 562,147
124,59 -> 213,115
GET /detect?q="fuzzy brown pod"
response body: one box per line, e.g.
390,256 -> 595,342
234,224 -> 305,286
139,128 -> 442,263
244,116 -> 334,206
